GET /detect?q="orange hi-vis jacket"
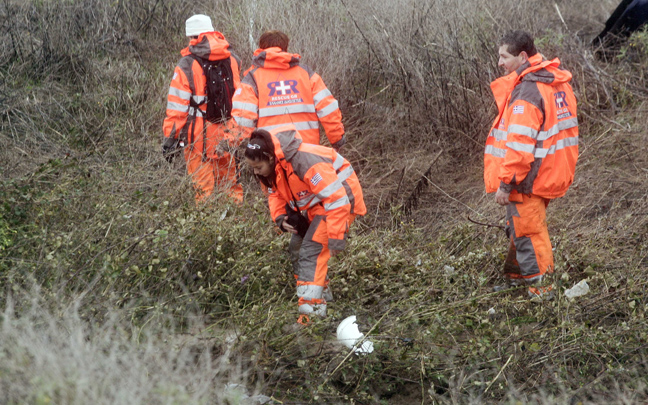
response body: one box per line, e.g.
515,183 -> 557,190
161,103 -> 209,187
231,47 -> 345,148
163,32 -> 241,159
266,125 -> 365,251
484,53 -> 579,199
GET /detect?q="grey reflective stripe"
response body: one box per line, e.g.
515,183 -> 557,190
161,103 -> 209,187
324,195 -> 350,211
333,153 -> 344,171
506,142 -> 535,154
296,194 -> 316,208
168,87 -> 191,100
259,104 -> 316,118
337,166 -> 354,182
167,101 -> 188,113
260,121 -> 319,132
508,124 -> 538,140
232,101 -> 258,114
317,180 -> 343,199
298,303 -> 327,316
534,136 -> 579,158
537,117 -> 579,141
313,89 -> 332,106
191,107 -> 205,117
234,116 -> 256,128
297,284 -> 324,300
490,128 -> 507,141
316,100 -> 339,118
485,144 -> 506,158
192,95 -> 206,104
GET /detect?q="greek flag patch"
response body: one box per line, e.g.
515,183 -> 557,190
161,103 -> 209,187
310,173 -> 323,186
513,105 -> 524,114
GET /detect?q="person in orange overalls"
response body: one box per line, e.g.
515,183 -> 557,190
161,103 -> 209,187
244,124 -> 366,324
162,14 -> 243,203
231,30 -> 346,150
484,30 -> 579,299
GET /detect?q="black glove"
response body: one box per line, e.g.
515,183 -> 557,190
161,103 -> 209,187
162,138 -> 182,163
285,203 -> 310,238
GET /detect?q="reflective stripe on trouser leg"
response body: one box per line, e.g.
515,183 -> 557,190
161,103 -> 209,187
505,194 -> 553,284
296,215 -> 329,316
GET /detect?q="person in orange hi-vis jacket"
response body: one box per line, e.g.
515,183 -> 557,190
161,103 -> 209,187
162,14 -> 243,203
231,30 -> 346,151
485,30 -> 579,300
244,124 -> 366,325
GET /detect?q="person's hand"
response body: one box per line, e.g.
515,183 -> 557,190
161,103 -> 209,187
282,222 -> 299,234
495,187 -> 510,206
330,249 -> 341,257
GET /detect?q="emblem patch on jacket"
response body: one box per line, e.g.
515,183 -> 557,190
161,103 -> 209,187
267,80 -> 304,106
310,173 -> 323,186
554,91 -> 572,119
296,190 -> 310,199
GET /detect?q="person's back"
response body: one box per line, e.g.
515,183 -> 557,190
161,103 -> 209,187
232,30 -> 346,150
162,14 -> 243,203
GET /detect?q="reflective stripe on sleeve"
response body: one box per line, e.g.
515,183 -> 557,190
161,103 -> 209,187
168,87 -> 191,100
167,101 -> 189,113
316,100 -> 339,118
506,142 -> 535,154
489,128 -> 507,141
485,144 -> 507,158
234,116 -> 256,128
534,136 -> 579,158
313,89 -> 332,106
317,180 -> 343,199
324,195 -> 350,211
507,124 -> 539,140
537,117 -> 579,141
333,153 -> 344,171
232,101 -> 259,115
336,166 -> 354,182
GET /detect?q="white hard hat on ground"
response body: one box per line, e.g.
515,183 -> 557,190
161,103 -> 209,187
185,14 -> 214,37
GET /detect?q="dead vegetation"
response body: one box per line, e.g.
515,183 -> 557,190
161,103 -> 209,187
1,0 -> 647,403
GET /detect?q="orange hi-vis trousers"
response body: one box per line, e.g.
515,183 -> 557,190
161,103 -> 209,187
184,148 -> 243,203
289,214 -> 354,317
504,192 -> 554,284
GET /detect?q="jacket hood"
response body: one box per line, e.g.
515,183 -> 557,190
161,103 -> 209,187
181,31 -> 231,61
269,125 -> 303,167
252,47 -> 301,69
490,53 -> 572,112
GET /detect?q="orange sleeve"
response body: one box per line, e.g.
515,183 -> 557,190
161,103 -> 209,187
310,73 -> 345,148
304,162 -> 350,250
162,65 -> 192,143
499,100 -> 543,189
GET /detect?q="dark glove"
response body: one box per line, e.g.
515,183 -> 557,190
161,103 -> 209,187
285,203 -> 310,238
162,138 -> 182,163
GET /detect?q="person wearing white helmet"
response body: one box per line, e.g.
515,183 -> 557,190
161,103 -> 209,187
162,14 -> 244,203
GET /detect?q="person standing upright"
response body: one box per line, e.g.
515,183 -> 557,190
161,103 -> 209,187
231,30 -> 346,150
484,30 -> 579,298
162,14 -> 243,203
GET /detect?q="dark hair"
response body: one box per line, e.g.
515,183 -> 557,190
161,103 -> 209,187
259,30 -> 289,51
245,129 -> 277,187
499,30 -> 537,57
